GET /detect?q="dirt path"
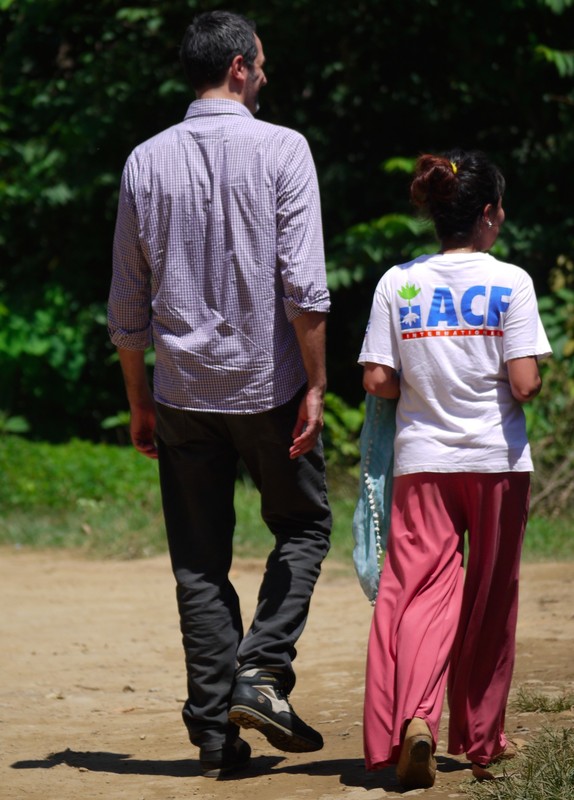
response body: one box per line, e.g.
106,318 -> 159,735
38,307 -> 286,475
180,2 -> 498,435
1,550 -> 573,800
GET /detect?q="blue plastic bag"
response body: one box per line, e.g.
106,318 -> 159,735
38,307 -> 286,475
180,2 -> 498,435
352,394 -> 397,603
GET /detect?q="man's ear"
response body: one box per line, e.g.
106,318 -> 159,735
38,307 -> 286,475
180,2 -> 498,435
230,54 -> 246,83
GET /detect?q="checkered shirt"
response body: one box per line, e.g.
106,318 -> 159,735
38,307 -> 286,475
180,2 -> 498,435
108,99 -> 330,413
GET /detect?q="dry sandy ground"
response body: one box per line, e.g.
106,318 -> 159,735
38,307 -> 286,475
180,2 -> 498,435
1,549 -> 573,800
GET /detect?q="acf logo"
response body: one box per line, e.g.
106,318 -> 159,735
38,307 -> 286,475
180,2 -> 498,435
398,282 -> 512,331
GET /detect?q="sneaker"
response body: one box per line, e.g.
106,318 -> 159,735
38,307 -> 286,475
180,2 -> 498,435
199,737 -> 251,778
396,717 -> 436,790
228,669 -> 323,753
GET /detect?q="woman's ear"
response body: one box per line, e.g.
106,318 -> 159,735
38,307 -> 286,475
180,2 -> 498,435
482,203 -> 495,225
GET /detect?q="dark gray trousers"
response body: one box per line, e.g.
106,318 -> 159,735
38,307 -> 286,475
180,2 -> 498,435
155,391 -> 332,750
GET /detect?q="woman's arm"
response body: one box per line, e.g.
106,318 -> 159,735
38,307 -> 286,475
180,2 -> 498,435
507,356 -> 542,403
363,362 -> 400,399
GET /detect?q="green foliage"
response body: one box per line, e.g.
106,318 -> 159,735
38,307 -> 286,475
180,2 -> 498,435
0,0 -> 189,439
466,727 -> 574,800
540,0 -> 574,14
0,3 -> 572,568
513,686 -> 574,713
535,44 -> 574,76
100,410 -> 132,446
0,286 -> 111,439
526,287 -> 574,516
327,214 -> 434,291
0,436 -> 165,558
0,437 -> 358,562
0,286 -> 94,380
1,0 -> 574,436
0,411 -> 30,434
1,437 -> 572,564
101,410 -> 131,430
382,157 -> 418,175
0,435 -> 159,509
524,515 -> 574,560
323,392 -> 364,469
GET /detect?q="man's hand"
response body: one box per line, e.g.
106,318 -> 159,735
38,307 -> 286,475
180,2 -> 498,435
117,347 -> 158,459
289,385 -> 324,459
289,312 -> 328,460
130,401 -> 158,459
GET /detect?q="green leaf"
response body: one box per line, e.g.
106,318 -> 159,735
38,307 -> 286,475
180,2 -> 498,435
535,44 -> 574,77
382,157 -> 416,174
397,282 -> 422,302
539,0 -> 574,13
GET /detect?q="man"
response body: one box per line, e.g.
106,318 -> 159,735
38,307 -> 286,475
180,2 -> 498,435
108,10 -> 332,778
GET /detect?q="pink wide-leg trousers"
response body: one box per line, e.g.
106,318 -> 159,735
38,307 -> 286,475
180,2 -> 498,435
363,471 -> 530,769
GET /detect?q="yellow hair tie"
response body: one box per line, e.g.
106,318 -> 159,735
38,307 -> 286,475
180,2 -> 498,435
450,161 -> 458,175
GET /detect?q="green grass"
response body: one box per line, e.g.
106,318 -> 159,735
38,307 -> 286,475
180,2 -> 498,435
512,686 -> 574,714
522,515 -> 574,562
465,727 -> 574,800
0,437 -> 358,562
0,436 -> 165,558
1,436 -> 573,565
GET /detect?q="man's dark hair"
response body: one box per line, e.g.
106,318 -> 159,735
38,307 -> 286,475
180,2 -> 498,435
180,10 -> 257,90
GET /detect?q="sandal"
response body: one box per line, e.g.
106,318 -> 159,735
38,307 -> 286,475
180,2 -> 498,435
471,739 -> 523,781
396,717 -> 437,790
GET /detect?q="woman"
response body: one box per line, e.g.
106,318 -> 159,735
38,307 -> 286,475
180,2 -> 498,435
359,150 -> 551,790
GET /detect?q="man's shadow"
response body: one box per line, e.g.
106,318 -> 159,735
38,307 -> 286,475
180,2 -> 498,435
11,749 -> 469,789
11,749 -> 202,778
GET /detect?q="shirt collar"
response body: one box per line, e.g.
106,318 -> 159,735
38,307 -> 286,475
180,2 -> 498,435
184,98 -> 254,121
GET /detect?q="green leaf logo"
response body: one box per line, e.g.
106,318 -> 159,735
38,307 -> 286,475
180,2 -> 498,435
397,282 -> 421,306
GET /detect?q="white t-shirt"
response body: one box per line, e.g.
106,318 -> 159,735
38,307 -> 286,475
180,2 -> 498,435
358,252 -> 552,475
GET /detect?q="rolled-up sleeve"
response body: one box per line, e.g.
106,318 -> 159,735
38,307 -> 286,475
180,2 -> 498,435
108,158 -> 153,350
276,133 -> 330,321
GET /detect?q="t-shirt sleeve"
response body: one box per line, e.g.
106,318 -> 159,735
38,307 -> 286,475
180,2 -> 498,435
502,271 -> 552,361
358,273 -> 401,369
